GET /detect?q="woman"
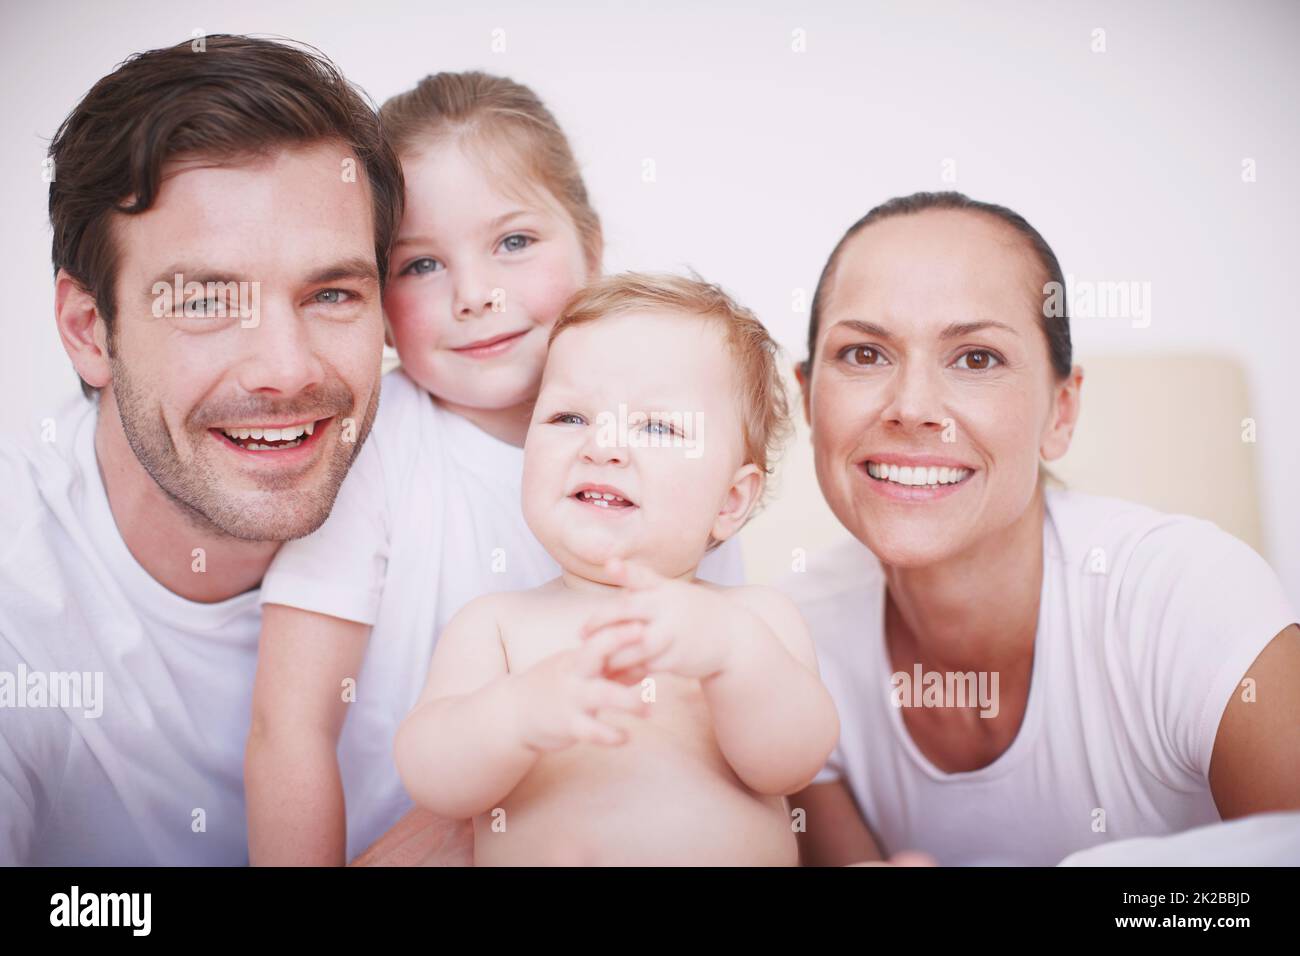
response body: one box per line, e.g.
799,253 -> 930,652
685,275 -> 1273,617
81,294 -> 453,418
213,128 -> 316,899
788,192 -> 1300,866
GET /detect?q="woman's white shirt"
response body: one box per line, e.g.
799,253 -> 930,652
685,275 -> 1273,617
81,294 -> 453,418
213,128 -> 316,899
782,486 -> 1297,866
262,369 -> 745,861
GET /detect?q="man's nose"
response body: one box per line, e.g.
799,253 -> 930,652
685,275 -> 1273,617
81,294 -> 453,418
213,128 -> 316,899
232,301 -> 326,397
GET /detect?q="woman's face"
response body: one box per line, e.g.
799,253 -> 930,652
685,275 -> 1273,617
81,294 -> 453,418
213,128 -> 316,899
383,139 -> 591,411
801,209 -> 1080,568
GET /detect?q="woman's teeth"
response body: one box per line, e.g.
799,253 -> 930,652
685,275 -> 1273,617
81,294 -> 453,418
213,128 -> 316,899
866,461 -> 971,487
220,421 -> 316,451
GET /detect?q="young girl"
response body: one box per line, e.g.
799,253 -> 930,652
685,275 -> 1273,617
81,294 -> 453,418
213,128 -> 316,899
244,73 -> 742,865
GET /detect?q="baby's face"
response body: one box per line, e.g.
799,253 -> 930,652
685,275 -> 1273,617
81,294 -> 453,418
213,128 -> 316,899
522,310 -> 755,581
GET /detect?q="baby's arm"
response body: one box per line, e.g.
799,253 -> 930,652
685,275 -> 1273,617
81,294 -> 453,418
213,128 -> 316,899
395,594 -> 648,819
696,586 -> 840,795
591,561 -> 838,796
245,604 -> 369,865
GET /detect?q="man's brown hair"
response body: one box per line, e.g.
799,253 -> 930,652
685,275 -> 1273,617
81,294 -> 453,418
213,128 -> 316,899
47,34 -> 405,397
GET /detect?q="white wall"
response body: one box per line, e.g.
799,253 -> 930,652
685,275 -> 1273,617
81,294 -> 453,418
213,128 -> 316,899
3,0 -> 1297,606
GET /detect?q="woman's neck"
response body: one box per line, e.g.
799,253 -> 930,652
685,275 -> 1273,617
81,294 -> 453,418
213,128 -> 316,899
882,485 -> 1046,676
434,396 -> 535,448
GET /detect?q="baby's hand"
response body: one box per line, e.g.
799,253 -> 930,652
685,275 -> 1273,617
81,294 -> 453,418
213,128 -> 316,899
508,624 -> 650,752
580,558 -> 736,683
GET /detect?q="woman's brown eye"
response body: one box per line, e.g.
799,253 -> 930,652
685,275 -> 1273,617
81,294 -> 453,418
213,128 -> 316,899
967,351 -> 989,369
848,346 -> 878,366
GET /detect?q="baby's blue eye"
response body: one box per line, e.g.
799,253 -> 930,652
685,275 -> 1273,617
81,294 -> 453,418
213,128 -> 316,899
401,257 -> 442,276
644,419 -> 677,437
551,412 -> 585,425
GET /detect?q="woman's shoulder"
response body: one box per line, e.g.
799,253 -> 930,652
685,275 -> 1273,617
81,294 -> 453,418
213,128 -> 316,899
1043,485 -> 1261,578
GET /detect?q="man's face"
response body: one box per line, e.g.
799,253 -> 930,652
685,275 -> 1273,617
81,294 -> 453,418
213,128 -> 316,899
106,142 -> 384,541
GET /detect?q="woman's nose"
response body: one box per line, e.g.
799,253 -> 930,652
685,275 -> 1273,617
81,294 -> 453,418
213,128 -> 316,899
879,362 -> 946,430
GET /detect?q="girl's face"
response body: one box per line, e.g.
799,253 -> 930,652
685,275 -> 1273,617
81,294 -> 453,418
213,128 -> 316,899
384,139 -> 591,413
801,209 -> 1081,568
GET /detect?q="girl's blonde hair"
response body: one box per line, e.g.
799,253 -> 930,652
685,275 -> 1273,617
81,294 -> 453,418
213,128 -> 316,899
379,71 -> 602,274
550,272 -> 793,491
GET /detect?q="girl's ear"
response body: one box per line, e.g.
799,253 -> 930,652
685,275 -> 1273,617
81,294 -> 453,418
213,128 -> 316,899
382,312 -> 395,351
710,462 -> 764,543
1041,365 -> 1084,462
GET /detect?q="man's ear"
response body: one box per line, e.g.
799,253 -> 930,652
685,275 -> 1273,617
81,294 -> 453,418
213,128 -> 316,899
1040,365 -> 1084,462
55,269 -> 111,390
710,462 -> 764,543
793,359 -> 812,427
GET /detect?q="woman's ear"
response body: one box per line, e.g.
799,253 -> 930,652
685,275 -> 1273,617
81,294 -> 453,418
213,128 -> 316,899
54,269 -> 111,391
793,359 -> 812,427
710,462 -> 764,543
1040,365 -> 1084,462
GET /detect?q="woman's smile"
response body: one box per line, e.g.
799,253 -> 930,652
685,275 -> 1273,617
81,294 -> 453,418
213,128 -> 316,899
860,454 -> 977,502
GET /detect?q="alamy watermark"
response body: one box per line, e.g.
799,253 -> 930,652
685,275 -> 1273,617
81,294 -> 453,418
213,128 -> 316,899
890,664 -> 1000,718
1,665 -> 103,718
595,403 -> 703,459
152,273 -> 260,328
1043,274 -> 1151,328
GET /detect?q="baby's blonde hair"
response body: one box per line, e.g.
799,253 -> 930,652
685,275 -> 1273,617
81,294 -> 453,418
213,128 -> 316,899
549,272 -> 793,500
379,71 -> 603,275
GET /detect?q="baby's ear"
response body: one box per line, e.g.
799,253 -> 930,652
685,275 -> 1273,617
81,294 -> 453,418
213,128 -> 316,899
711,463 -> 764,543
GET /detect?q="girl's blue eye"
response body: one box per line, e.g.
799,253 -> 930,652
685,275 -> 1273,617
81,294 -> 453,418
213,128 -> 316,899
401,257 -> 442,276
499,234 -> 533,254
551,412 -> 585,425
954,350 -> 1000,371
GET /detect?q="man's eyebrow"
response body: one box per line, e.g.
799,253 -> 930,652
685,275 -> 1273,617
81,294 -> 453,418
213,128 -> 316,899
305,257 -> 380,285
148,257 -> 379,288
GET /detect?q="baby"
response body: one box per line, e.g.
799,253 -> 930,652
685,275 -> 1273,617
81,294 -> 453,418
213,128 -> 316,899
394,273 -> 840,865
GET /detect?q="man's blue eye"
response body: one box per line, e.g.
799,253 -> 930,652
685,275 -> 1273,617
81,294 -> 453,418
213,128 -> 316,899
316,289 -> 352,305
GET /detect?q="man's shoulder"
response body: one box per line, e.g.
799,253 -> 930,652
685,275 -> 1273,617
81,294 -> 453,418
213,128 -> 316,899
0,410 -> 86,539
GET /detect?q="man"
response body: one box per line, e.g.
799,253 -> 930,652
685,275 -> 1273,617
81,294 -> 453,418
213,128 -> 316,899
0,34 -> 422,864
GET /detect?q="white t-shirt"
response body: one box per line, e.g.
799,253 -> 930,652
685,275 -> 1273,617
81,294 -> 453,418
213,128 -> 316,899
783,486 -> 1297,866
0,398 -> 262,865
262,368 -> 744,861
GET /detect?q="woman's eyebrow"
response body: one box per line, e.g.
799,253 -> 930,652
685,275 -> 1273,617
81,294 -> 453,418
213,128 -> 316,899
830,319 -> 894,339
939,320 -> 1021,339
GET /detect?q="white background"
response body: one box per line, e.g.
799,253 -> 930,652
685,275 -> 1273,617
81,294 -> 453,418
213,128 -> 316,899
2,0 -> 1297,605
